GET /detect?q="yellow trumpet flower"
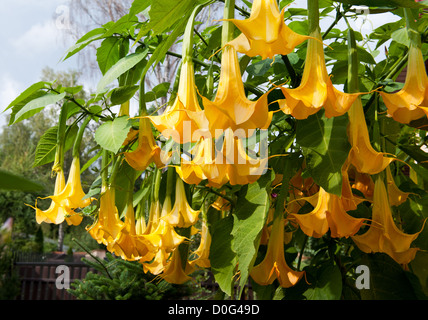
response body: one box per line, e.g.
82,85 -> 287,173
124,117 -> 163,171
380,44 -> 428,124
347,97 -> 395,175
50,157 -> 93,226
250,214 -> 304,288
148,61 -> 205,144
202,46 -> 272,135
385,165 -> 410,207
278,29 -> 360,119
225,0 -> 311,59
32,169 -> 68,225
87,186 -> 124,248
189,220 -> 211,268
289,187 -> 366,238
159,249 -> 194,284
163,178 -> 200,228
352,177 -> 425,265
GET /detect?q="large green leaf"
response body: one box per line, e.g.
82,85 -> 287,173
296,110 -> 351,196
11,92 -> 67,125
94,116 -> 132,153
62,28 -> 106,61
97,37 -> 125,76
334,0 -> 428,8
303,262 -> 342,300
33,125 -> 79,168
3,81 -> 49,113
96,49 -> 149,94
231,171 -> 274,298
135,0 -> 199,42
209,214 -> 237,297
359,253 -> 421,300
0,170 -> 44,192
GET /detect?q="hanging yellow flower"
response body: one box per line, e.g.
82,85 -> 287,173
250,214 -> 304,288
50,157 -> 94,226
278,29 -> 360,119
380,45 -> 428,124
159,249 -> 195,284
189,220 -> 211,268
385,165 -> 410,207
163,178 -> 200,228
202,45 -> 272,136
352,177 -> 425,265
124,117 -> 163,171
288,187 -> 366,238
31,169 -> 69,225
148,61 -> 205,144
87,186 -> 124,248
347,97 -> 395,175
225,0 -> 311,60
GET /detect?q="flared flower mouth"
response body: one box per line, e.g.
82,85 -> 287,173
148,60 -> 205,144
351,177 -> 425,264
224,0 -> 311,59
278,29 -> 360,119
202,45 -> 272,136
347,97 -> 395,175
162,178 -> 200,228
49,157 -> 96,226
380,44 -> 428,124
288,187 -> 366,239
124,117 -> 163,171
31,169 -> 68,225
250,213 -> 304,288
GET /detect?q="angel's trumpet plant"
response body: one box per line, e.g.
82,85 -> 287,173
278,1 -> 360,119
163,176 -> 200,228
87,185 -> 124,249
225,0 -> 311,60
346,29 -> 395,175
380,9 -> 428,124
352,176 -> 425,265
250,213 -> 304,288
32,169 -> 68,225
159,248 -> 194,284
148,5 -> 207,144
189,207 -> 211,269
124,117 -> 163,171
288,187 -> 366,238
202,0 -> 272,137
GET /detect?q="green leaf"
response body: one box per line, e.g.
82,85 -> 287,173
303,262 -> 342,300
130,0 -> 152,16
102,14 -> 138,38
209,215 -> 237,297
110,85 -> 139,105
135,0 -> 198,41
247,59 -> 274,77
94,116 -> 132,153
62,28 -> 106,61
11,92 -> 66,125
3,81 -> 49,112
145,82 -> 170,102
231,171 -> 274,298
359,253 -> 420,300
0,169 -> 44,192
33,124 -> 79,168
96,49 -> 149,94
97,37 -> 124,75
391,27 -> 410,47
296,110 -> 351,196
334,0 -> 428,8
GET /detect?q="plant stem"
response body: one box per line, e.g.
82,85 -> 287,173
222,0 -> 236,46
307,0 -> 320,35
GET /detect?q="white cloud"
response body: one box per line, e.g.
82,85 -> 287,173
12,19 -> 64,55
0,75 -> 22,127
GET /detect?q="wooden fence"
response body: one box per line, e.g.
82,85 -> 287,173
12,250 -> 97,300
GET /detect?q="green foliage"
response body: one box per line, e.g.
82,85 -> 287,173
68,252 -> 192,300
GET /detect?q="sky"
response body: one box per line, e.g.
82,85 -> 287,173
0,0 -> 401,129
